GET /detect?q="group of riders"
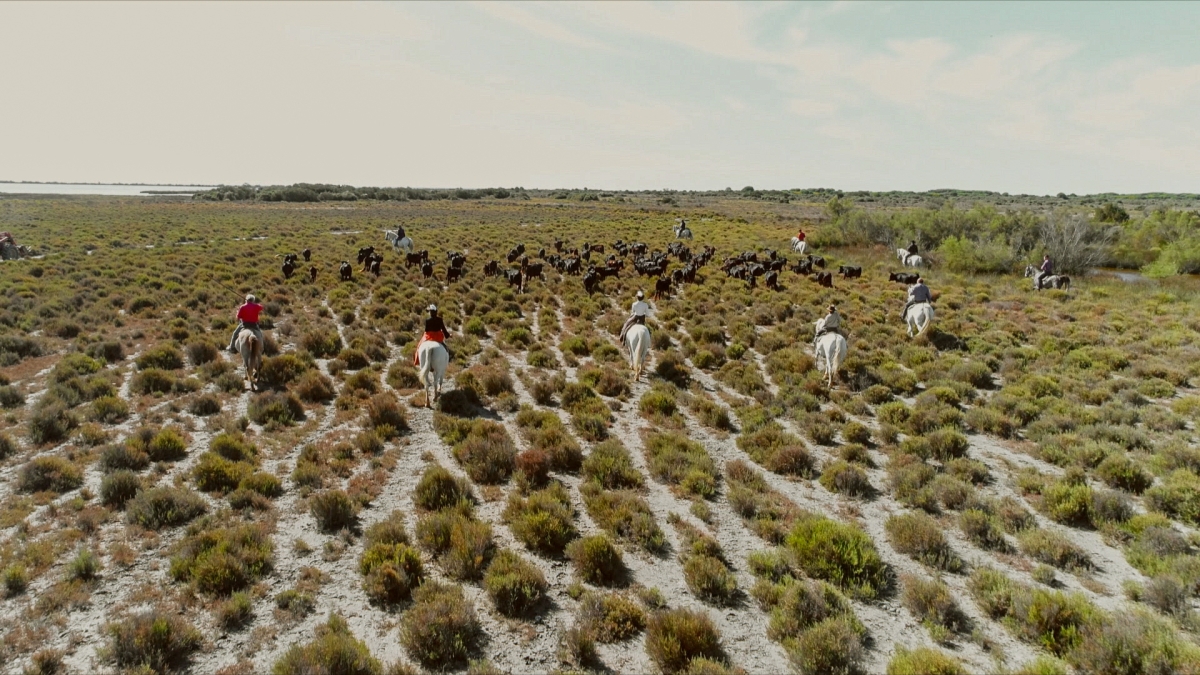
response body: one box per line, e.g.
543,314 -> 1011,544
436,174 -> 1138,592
222,224 -> 1059,374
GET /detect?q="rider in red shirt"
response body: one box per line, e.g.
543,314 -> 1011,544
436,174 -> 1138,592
227,294 -> 265,352
413,304 -> 452,365
797,229 -> 806,241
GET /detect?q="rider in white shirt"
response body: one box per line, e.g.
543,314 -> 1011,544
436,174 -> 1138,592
814,304 -> 843,345
621,290 -> 651,342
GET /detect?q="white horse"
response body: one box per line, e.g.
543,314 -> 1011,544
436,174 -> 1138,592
814,331 -> 848,388
791,237 -> 808,254
385,231 -> 414,253
896,247 -> 910,262
904,254 -> 924,268
1024,265 -> 1071,291
904,302 -> 935,337
624,324 -> 651,380
416,340 -> 449,408
236,330 -> 263,392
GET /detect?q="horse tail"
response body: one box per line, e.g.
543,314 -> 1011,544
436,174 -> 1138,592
417,343 -> 431,385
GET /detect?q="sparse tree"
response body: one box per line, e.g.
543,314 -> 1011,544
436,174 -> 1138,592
1039,212 -> 1118,274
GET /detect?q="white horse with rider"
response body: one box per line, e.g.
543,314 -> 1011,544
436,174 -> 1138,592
416,339 -> 449,408
813,318 -> 847,388
624,323 -> 651,380
385,230 -> 414,253
674,219 -> 693,240
1024,264 -> 1070,290
791,237 -> 808,254
905,303 -> 935,337
236,330 -> 263,391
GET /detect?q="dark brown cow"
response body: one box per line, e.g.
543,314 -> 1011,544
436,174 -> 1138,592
421,261 -> 434,279
339,261 -> 352,281
654,277 -> 671,300
309,265 -> 318,282
302,248 -> 311,262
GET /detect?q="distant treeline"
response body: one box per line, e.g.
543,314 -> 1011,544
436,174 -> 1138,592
816,197 -> 1200,277
193,184 -> 527,203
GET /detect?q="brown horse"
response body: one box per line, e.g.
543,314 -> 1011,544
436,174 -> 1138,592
237,329 -> 263,391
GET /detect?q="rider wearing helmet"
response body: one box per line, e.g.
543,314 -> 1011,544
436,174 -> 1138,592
619,290 -> 651,343
903,277 -> 933,322
413,304 -> 452,365
814,304 -> 843,344
227,294 -> 265,353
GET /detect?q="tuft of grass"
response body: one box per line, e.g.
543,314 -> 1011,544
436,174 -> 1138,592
483,549 -> 548,617
643,432 -> 719,500
886,646 -> 967,675
504,482 -> 577,555
786,617 -> 866,675
100,470 -> 143,509
359,541 -> 424,605
400,582 -> 481,670
18,456 -> 83,494
901,574 -> 969,641
958,509 -> 1008,551
217,592 -> 254,630
310,490 -> 358,532
105,611 -> 202,673
273,613 -> 382,675
819,460 -> 873,499
567,535 -> 626,586
644,608 -> 726,675
1017,529 -> 1092,571
169,520 -> 274,596
580,481 -> 665,553
414,464 -> 473,511
886,512 -> 963,572
786,515 -> 890,600
125,486 -> 208,530
582,439 -> 644,489
577,591 -> 647,643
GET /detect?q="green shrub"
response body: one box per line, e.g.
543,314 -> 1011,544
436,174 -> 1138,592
185,340 -> 221,367
737,423 -> 817,478
100,443 -> 149,472
217,592 -> 254,630
125,486 -> 207,530
272,613 -> 382,675
1145,470 -> 1200,525
294,370 -> 336,403
89,395 -> 129,423
27,403 -> 78,445
68,548 -> 102,581
579,482 -> 665,553
644,608 -> 725,675
359,542 -> 424,605
169,521 -> 274,596
300,328 -> 342,358
258,353 -> 312,388
483,549 -> 548,617
440,418 -> 516,484
959,509 -> 1007,551
900,574 -> 968,639
643,432 -> 719,499
786,617 -> 865,675
786,515 -> 890,599
18,456 -> 82,493
310,490 -> 358,532
504,483 -> 576,555
4,564 -> 28,595
414,464 -> 472,511
106,611 -> 202,673
240,471 -> 283,498
1095,454 -> 1152,493
1068,611 -> 1200,674
415,510 -> 494,581
568,535 -> 625,586
886,512 -> 962,572
400,582 -> 481,670
100,470 -> 142,509
187,393 -> 221,416
582,439 -> 644,489
819,460 -> 873,498
578,591 -> 647,642
886,646 -> 966,675
148,427 -> 188,461
365,392 -> 408,436
136,344 -> 184,371
193,453 -> 253,492
1018,529 -> 1091,571
248,391 -> 304,426
1041,480 -> 1094,526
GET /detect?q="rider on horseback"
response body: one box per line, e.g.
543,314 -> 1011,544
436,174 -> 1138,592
797,228 -> 806,242
619,290 -> 651,344
396,224 -> 406,241
1036,255 -> 1053,290
413,304 -> 452,365
907,240 -> 919,256
814,304 -> 844,344
903,277 -> 933,322
227,294 -> 264,353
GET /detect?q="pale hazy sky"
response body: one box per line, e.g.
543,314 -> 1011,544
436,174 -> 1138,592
2,1 -> 1199,193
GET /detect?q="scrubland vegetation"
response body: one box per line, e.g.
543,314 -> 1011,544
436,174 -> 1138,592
0,189 -> 1199,673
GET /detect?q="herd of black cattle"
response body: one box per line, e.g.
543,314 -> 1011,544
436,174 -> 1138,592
275,236 -> 923,300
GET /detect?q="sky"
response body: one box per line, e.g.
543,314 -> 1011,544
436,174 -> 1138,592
1,1 -> 1199,194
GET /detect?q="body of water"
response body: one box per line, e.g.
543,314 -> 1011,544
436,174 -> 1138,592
0,182 -> 210,196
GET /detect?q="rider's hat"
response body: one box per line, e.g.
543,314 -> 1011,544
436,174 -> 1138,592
916,277 -> 924,283
427,304 -> 437,312
828,304 -> 837,312
636,290 -> 644,299
246,294 -> 257,303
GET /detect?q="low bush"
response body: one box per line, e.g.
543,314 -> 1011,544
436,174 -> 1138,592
248,391 -> 304,426
169,521 -> 274,596
483,549 -> 548,617
18,456 -> 82,493
185,340 -> 221,367
886,512 -> 962,572
88,395 -> 129,423
504,482 -> 577,555
193,453 -> 253,492
415,510 -> 493,581
106,611 -> 202,673
581,439 -> 644,489
147,427 -> 188,461
273,613 -> 382,675
819,460 -> 873,498
643,432 -> 719,499
737,423 -> 817,478
1145,469 -> 1200,525
886,647 -> 966,675
901,574 -> 969,640
187,393 -> 221,416
365,392 -> 408,436
310,489 -> 358,532
217,592 -> 253,630
1018,529 -> 1092,571
300,328 -> 342,358
414,464 -> 473,511
125,486 -> 207,529
136,343 -> 184,371
359,541 -> 424,605
100,443 -> 149,472
1069,611 -> 1200,673
100,470 -> 142,509
436,416 -> 517,484
644,608 -> 725,675
568,535 -> 625,586
580,482 -> 666,553
27,403 -> 78,445
400,582 -> 481,670
959,509 -> 1007,551
578,591 -> 647,642
786,515 -> 890,599
294,370 -> 336,403
1040,479 -> 1094,526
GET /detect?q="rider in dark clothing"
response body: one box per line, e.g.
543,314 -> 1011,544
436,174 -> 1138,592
424,313 -> 447,335
907,240 -> 919,256
396,225 -> 406,240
